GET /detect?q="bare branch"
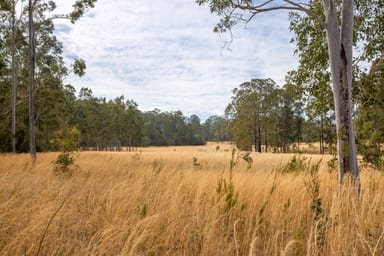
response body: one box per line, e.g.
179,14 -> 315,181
230,0 -> 326,28
48,14 -> 70,21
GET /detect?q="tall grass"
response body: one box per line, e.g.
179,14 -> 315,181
0,148 -> 383,255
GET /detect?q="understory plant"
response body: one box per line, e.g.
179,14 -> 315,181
50,127 -> 80,175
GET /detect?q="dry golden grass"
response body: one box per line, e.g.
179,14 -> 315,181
1,145 -> 384,255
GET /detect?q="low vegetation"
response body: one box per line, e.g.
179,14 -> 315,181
1,145 -> 383,255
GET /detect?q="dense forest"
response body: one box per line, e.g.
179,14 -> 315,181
0,0 -> 383,167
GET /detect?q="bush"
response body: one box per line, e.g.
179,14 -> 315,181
51,127 -> 80,175
53,152 -> 77,175
281,155 -> 308,174
50,127 -> 80,152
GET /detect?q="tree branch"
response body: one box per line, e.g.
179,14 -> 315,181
48,14 -> 70,21
283,0 -> 326,28
230,0 -> 326,28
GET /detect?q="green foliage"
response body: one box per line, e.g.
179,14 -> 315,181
70,0 -> 97,23
72,58 -> 86,77
51,127 -> 79,174
356,0 -> 384,61
50,127 -> 80,152
202,115 -> 231,142
55,152 -> 74,166
142,110 -> 206,147
326,155 -> 338,173
226,78 -> 305,152
0,0 -> 97,153
53,152 -> 77,175
216,148 -> 239,213
281,155 -> 308,174
304,160 -> 330,252
355,59 -> 384,169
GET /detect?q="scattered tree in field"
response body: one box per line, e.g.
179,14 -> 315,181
196,0 -> 361,185
226,78 -> 305,152
225,78 -> 278,152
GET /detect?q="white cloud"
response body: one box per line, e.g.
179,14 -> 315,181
53,0 -> 298,119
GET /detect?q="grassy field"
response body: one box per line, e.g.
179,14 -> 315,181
1,144 -> 384,255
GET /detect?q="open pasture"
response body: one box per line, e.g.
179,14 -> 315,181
0,145 -> 383,255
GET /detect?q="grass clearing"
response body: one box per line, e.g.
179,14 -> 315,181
0,145 -> 383,255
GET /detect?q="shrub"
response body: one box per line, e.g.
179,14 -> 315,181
281,155 -> 308,174
51,127 -> 80,175
53,152 -> 77,175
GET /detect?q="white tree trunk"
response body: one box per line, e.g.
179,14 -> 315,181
322,0 -> 359,186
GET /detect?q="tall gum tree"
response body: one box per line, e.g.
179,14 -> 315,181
196,0 -> 360,187
27,0 -> 97,161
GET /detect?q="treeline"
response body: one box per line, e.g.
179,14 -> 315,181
225,78 -> 335,153
0,84 -> 233,152
225,57 -> 384,165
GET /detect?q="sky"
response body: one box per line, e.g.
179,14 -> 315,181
52,0 -> 299,120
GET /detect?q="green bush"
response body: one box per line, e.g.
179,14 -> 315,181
51,127 -> 80,175
53,152 -> 77,175
281,155 -> 308,173
50,127 -> 80,152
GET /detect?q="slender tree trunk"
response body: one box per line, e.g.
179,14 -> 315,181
322,0 -> 359,186
28,0 -> 36,161
264,125 -> 268,152
328,111 -> 333,154
11,0 -> 17,153
257,125 -> 261,153
320,113 -> 324,154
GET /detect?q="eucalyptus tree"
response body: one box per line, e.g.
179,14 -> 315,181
10,0 -> 16,153
355,59 -> 384,168
226,78 -> 278,152
0,0 -> 24,153
356,0 -> 383,62
288,3 -> 335,154
202,115 -> 231,142
277,81 -> 305,153
197,0 -> 360,185
28,0 -> 36,159
26,0 -> 96,159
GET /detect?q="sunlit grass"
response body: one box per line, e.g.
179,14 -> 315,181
0,145 -> 383,255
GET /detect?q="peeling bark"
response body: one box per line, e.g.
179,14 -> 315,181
322,0 -> 359,187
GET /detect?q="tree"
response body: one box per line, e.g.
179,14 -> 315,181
277,82 -> 305,153
356,0 -> 383,62
197,0 -> 360,185
10,0 -> 16,153
26,0 -> 97,160
28,0 -> 36,160
202,115 -> 231,142
288,4 -> 335,154
226,78 -> 278,152
355,59 -> 384,168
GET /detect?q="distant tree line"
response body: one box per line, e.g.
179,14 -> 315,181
1,0 -> 383,171
0,82 -> 234,151
225,78 -> 335,153
226,59 -> 384,160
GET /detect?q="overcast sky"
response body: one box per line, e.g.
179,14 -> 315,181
53,0 -> 298,120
